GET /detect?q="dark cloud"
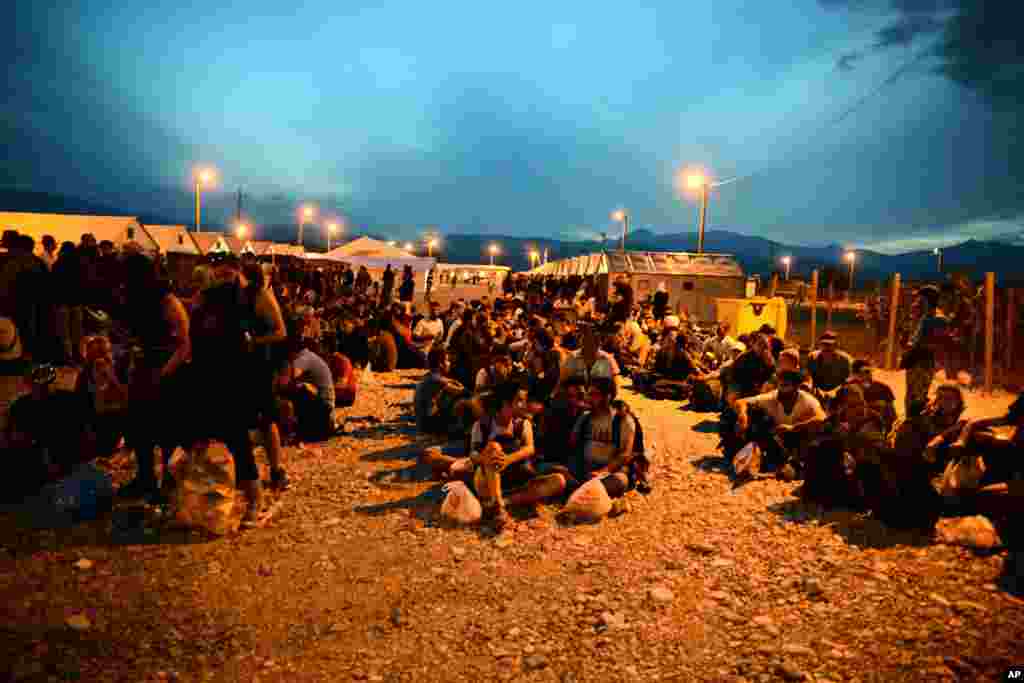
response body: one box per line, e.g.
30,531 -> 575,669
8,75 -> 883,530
874,14 -> 943,48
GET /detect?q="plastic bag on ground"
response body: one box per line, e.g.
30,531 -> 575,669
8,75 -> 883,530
173,441 -> 240,536
733,442 -> 762,479
439,481 -> 482,525
27,464 -> 114,528
561,477 -> 613,523
935,515 -> 1003,550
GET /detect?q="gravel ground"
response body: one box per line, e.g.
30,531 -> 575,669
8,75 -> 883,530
0,369 -> 1021,682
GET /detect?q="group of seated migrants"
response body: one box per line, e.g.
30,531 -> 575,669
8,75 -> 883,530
1,229 -> 1020,540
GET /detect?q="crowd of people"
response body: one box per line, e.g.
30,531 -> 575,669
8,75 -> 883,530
1,228 -> 1021,547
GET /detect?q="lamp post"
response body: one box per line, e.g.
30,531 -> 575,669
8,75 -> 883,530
933,247 -> 943,273
428,238 -> 438,258
404,242 -> 414,252
781,256 -> 792,281
489,243 -> 500,266
236,223 -> 249,240
327,222 -> 340,251
611,210 -> 629,251
684,172 -> 711,254
845,251 -> 857,299
529,249 -> 539,269
193,168 -> 215,233
298,205 -> 316,248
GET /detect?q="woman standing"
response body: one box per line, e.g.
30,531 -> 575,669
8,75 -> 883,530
399,265 -> 415,303
116,254 -> 191,502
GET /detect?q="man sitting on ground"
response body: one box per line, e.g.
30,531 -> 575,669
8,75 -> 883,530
414,348 -> 466,437
806,331 -> 853,406
469,382 -> 566,530
278,324 -> 338,442
569,377 -> 638,499
848,359 -> 897,435
733,370 -> 826,476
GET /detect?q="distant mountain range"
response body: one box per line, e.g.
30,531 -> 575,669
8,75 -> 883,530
3,187 -> 1023,284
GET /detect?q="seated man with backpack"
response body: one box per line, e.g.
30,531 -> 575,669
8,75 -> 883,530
468,381 -> 567,531
570,377 -> 651,498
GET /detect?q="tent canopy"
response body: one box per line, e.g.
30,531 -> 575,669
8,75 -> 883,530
142,225 -> 200,255
0,211 -> 157,252
528,250 -> 744,278
326,236 -> 412,260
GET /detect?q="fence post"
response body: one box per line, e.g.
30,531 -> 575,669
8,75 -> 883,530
886,273 -> 900,371
1006,288 -> 1016,373
985,272 -> 995,393
809,270 -> 819,350
769,273 -> 779,298
826,281 -> 834,331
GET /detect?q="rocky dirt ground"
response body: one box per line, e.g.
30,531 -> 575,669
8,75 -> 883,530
0,370 -> 1021,683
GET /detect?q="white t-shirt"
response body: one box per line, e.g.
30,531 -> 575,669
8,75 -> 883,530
743,389 -> 824,426
621,320 -> 649,354
469,417 -> 534,455
412,318 -> 444,352
573,410 -> 635,468
564,350 -> 620,384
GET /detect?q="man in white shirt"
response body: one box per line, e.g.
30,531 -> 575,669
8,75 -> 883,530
560,325 -> 620,392
733,370 -> 826,473
703,322 -> 738,366
412,301 -> 445,354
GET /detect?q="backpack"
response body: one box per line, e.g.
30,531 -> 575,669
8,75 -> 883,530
579,404 -> 652,493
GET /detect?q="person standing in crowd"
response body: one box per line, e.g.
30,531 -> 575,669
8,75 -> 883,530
902,286 -> 947,418
381,265 -> 395,307
652,283 -> 669,321
399,265 -> 415,303
115,253 -> 191,502
412,301 -> 445,357
39,235 -> 57,270
425,266 -> 435,303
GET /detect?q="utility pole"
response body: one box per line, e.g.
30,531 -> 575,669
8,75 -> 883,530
236,188 -> 242,224
697,183 -> 708,254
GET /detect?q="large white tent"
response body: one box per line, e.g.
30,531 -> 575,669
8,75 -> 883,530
323,236 -> 436,272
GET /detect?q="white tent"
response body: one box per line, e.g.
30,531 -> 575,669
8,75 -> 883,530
323,236 -> 436,271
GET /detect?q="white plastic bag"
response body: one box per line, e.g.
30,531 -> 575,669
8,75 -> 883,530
936,515 -> 1002,550
439,481 -> 482,525
562,477 -> 613,523
733,442 -> 762,479
173,441 -> 240,536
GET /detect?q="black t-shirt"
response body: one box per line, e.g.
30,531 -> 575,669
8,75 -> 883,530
863,381 -> 896,405
730,351 -> 775,396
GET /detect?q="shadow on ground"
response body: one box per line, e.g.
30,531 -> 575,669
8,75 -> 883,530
691,419 -> 720,434
767,499 -> 934,550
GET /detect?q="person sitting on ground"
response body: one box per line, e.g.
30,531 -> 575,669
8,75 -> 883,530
534,376 -> 588,473
370,316 -> 399,372
616,316 -> 652,370
74,336 -> 129,460
848,359 -> 897,435
806,331 -> 853,406
703,322 -> 738,369
949,393 -> 1024,488
568,376 -> 638,499
412,301 -> 445,356
723,332 -> 776,408
327,351 -> 358,409
470,381 -> 566,530
759,324 -> 785,361
760,347 -> 811,393
733,370 -> 826,476
278,323 -> 338,443
475,345 -> 514,394
562,324 -> 621,392
414,348 -> 466,437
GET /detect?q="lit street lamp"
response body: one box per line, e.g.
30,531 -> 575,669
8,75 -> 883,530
933,247 -> 943,273
193,167 -> 216,233
236,223 -> 249,239
529,249 -> 539,269
489,243 -> 500,266
611,210 -> 629,251
845,251 -> 857,297
298,205 -> 316,248
327,221 -> 340,251
404,242 -> 414,252
781,256 -> 792,281
428,238 -> 438,258
684,172 -> 711,254
387,241 -> 397,247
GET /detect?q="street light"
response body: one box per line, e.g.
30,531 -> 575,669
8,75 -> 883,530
684,171 -> 710,254
528,249 -> 540,269
933,247 -> 943,273
427,238 -> 438,258
611,210 -> 629,251
404,242 -> 414,252
193,167 -> 216,233
236,223 -> 249,239
326,221 -> 340,251
844,251 -> 857,296
489,243 -> 500,266
298,205 -> 316,248
387,241 -> 397,247
781,256 -> 792,281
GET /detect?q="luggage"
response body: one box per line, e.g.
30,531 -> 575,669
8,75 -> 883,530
172,442 -> 240,536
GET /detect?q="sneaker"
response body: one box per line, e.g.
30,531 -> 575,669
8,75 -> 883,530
270,467 -> 291,491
